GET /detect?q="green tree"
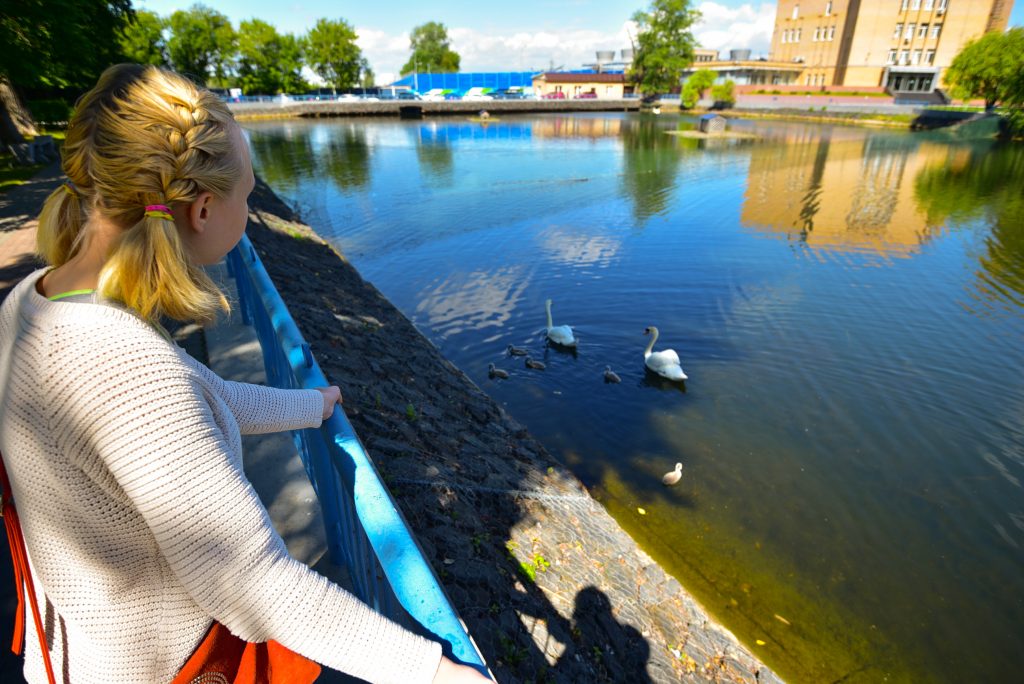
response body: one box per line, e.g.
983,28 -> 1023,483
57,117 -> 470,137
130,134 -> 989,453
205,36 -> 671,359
401,21 -> 460,74
0,0 -> 132,143
710,79 -> 735,108
681,68 -> 716,108
629,0 -> 701,98
359,59 -> 375,89
167,4 -> 237,86
236,19 -> 306,94
944,28 -> 1024,111
119,9 -> 168,67
306,18 -> 362,91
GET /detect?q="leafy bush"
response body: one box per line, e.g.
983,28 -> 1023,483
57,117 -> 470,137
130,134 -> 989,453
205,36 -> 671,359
681,83 -> 699,109
710,80 -> 736,108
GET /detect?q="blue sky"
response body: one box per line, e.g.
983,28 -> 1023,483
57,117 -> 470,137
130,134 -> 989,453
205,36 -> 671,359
139,0 -> 1024,82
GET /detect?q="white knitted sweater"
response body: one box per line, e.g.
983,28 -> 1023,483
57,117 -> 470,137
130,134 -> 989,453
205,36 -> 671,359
0,270 -> 442,683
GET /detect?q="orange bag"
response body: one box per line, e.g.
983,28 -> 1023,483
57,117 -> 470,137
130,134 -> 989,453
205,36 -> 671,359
171,621 -> 321,684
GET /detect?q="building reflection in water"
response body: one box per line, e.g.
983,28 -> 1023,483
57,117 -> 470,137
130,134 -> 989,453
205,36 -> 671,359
741,131 -> 952,257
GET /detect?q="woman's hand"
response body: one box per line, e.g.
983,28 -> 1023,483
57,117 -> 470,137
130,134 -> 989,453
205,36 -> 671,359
315,386 -> 343,420
432,656 -> 492,683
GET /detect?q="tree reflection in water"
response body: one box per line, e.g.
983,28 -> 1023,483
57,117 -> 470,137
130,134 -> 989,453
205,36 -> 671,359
321,123 -> 371,190
620,119 -> 684,223
914,143 -> 1024,311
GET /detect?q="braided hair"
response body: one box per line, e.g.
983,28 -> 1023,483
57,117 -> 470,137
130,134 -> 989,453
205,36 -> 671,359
37,64 -> 240,323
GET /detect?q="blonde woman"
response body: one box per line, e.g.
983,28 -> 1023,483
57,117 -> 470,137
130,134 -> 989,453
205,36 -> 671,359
0,64 -> 488,684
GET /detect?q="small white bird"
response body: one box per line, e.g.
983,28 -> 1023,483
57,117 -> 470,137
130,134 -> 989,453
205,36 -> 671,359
506,344 -> 528,356
525,356 -> 546,370
643,326 -> 687,381
662,463 -> 683,486
545,299 -> 577,347
488,363 -> 509,379
603,365 -> 621,384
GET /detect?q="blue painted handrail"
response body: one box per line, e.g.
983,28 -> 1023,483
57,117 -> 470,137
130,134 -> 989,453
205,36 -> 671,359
226,235 -> 490,676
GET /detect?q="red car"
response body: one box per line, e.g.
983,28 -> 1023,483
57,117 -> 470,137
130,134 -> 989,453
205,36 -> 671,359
542,91 -> 566,99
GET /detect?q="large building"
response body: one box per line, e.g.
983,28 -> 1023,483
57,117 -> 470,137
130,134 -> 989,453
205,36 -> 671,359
769,0 -> 1014,92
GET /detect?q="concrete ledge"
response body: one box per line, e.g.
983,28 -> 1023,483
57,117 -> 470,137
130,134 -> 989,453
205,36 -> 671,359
228,99 -> 640,120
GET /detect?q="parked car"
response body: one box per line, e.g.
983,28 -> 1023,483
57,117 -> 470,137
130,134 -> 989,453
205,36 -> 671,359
575,92 -> 597,99
503,91 -> 528,100
542,91 -> 566,100
397,91 -> 422,100
422,88 -> 446,101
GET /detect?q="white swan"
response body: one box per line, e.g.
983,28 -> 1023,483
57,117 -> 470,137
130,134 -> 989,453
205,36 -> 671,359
545,299 -> 577,347
643,326 -> 687,381
662,463 -> 683,486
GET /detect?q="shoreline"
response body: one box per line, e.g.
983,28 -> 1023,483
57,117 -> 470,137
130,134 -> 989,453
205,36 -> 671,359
244,176 -> 783,683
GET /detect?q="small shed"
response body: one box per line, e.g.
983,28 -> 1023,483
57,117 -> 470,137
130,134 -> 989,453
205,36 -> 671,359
699,113 -> 727,134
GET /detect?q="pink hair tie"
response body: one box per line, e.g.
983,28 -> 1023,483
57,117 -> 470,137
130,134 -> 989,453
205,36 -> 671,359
144,204 -> 174,221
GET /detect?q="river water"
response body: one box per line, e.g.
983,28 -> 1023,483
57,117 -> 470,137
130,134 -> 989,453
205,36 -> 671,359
243,114 -> 1024,683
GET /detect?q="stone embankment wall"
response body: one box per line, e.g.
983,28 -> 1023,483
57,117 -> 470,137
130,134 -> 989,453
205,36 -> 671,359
228,99 -> 640,119
244,177 -> 783,684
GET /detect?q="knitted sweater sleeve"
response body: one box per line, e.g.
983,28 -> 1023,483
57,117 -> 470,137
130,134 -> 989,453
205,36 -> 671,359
60,320 -> 442,683
180,352 -> 324,435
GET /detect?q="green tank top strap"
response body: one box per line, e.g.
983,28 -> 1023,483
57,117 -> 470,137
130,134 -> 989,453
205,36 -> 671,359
47,289 -> 97,301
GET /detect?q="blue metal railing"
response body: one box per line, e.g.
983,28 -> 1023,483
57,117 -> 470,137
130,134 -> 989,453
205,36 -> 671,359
225,235 -> 490,676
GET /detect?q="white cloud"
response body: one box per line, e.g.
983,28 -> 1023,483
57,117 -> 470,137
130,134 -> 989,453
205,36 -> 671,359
356,3 -> 778,83
694,1 -> 777,56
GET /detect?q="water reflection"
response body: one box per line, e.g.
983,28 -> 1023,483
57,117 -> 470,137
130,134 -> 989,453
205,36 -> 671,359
320,123 -> 371,190
537,226 -> 621,269
913,143 -> 1024,311
620,120 -> 682,222
412,125 -> 454,184
742,133 -> 950,256
413,265 -> 533,339
246,124 -> 317,191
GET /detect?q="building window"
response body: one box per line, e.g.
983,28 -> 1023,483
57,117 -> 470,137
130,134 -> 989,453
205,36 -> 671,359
932,23 -> 941,37
894,23 -> 903,38
902,0 -> 909,9
793,4 -> 799,19
796,28 -> 802,41
887,49 -> 897,64
899,49 -> 909,64
911,0 -> 920,8
825,1 -> 832,15
912,49 -> 922,64
829,26 -> 835,40
925,49 -> 936,64
905,23 -> 915,39
921,77 -> 933,90
918,23 -> 928,37
938,0 -> 947,9
924,0 -> 933,8
813,27 -> 819,41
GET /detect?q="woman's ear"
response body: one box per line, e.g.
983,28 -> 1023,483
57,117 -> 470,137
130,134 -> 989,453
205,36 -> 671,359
187,191 -> 215,234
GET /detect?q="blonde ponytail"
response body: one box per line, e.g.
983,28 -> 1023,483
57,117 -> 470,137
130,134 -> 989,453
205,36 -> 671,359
98,213 -> 227,323
42,63 -> 242,324
36,183 -> 87,266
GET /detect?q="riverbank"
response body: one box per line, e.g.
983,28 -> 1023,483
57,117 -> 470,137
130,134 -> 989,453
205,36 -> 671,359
228,98 -> 640,121
244,177 -> 782,683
